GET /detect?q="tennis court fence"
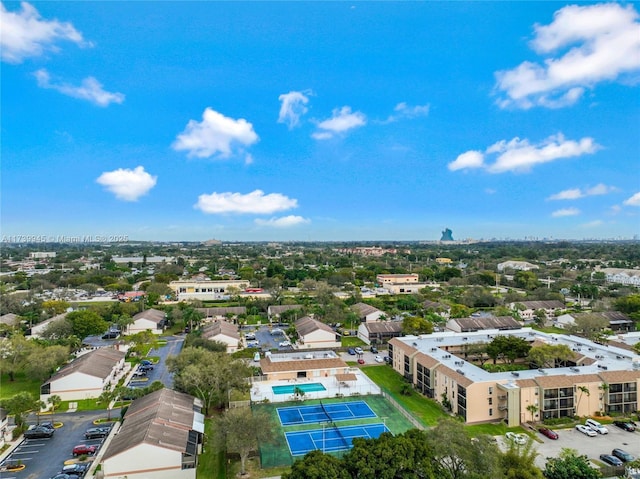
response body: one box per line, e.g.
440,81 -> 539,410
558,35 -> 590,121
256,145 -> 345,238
380,391 -> 426,430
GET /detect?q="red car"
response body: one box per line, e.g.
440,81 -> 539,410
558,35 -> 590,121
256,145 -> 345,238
73,444 -> 98,456
538,427 -> 559,440
357,358 -> 365,364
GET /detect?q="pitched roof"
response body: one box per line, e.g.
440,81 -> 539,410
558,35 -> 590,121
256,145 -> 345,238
295,316 -> 334,336
269,304 -> 303,315
198,306 -> 246,317
45,348 -> 125,385
451,316 -> 521,331
0,313 -> 19,326
423,301 -> 450,311
201,320 -> 239,340
517,300 -> 565,310
259,356 -> 347,373
102,389 -> 199,460
133,308 -> 165,324
351,302 -> 382,317
364,321 -> 403,333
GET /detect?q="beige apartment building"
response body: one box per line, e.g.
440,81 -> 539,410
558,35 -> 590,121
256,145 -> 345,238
389,329 -> 639,427
169,279 -> 249,301
376,273 -> 420,285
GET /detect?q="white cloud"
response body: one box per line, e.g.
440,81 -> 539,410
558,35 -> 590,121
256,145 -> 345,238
172,107 -> 259,159
448,150 -> 485,171
194,190 -> 297,214
450,133 -> 599,174
582,220 -> 604,228
254,215 -> 310,227
495,3 -> 640,109
547,183 -> 617,200
312,106 -> 366,140
623,191 -> 640,206
96,166 -> 157,201
552,207 -> 581,217
384,102 -> 430,123
277,90 -> 311,129
34,69 -> 124,106
0,1 -> 90,63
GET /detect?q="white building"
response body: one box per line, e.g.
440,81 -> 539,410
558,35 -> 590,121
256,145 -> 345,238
510,300 -> 565,322
101,389 -> 204,479
357,321 -> 403,345
27,313 -> 68,338
200,321 -> 240,353
599,268 -> 640,288
351,303 -> 386,323
497,261 -> 539,272
169,279 -> 249,301
40,348 -> 127,402
294,316 -> 340,349
127,309 -> 166,335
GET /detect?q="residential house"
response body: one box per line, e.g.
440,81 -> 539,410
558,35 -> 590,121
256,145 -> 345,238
446,316 -> 521,333
0,313 -> 19,328
27,313 -> 68,338
357,321 -> 403,345
127,309 -> 166,335
101,388 -> 204,479
423,300 -> 451,319
268,304 -> 303,322
294,316 -> 340,349
511,300 -> 565,322
40,348 -> 127,402
554,311 -> 635,333
598,268 -> 640,288
200,321 -> 240,353
351,303 -> 386,323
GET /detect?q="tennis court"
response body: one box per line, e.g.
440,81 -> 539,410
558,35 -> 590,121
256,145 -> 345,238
277,400 -> 376,426
285,423 -> 390,456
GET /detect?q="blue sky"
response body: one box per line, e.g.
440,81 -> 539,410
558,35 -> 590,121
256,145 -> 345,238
2,1 -> 639,242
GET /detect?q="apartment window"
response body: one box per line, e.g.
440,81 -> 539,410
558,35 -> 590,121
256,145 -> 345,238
488,387 -> 493,395
488,397 -> 493,405
489,408 -> 493,416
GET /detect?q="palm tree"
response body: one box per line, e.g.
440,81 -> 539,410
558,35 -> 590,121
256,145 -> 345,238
598,383 -> 609,414
97,390 -> 117,420
526,403 -> 539,423
35,400 -> 46,424
576,386 -> 590,416
47,395 -> 61,425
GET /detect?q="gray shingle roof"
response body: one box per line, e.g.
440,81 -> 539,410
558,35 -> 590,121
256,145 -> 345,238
201,320 -> 239,340
295,316 -> 334,336
44,348 -> 125,385
133,308 -> 166,324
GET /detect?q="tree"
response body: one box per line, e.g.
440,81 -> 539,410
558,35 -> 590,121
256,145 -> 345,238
66,310 -> 109,339
215,407 -> 275,476
283,450 -> 350,479
183,307 -> 203,332
500,439 -> 544,479
343,429 -> 437,479
97,390 -> 117,420
486,336 -> 531,365
527,344 -> 575,369
24,344 -> 69,381
514,271 -> 540,290
1,392 -> 38,429
543,448 -> 601,479
41,318 -> 74,341
526,403 -> 539,423
575,386 -> 590,415
570,314 -> 608,342
0,333 -> 34,381
402,315 -> 434,335
42,300 -> 71,316
47,395 -> 62,425
168,347 -> 251,414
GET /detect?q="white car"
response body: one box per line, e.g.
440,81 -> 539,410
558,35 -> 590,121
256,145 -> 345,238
505,432 -> 527,445
278,340 -> 291,347
585,418 -> 608,434
354,347 -> 364,355
375,355 -> 384,363
575,424 -> 597,437
271,328 -> 283,335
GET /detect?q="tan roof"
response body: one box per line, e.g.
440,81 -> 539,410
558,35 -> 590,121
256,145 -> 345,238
572,373 -> 603,384
0,313 -> 19,326
133,308 -> 165,324
45,348 -> 125,384
452,316 -> 521,331
335,373 -> 357,382
515,378 -> 538,389
437,365 -> 473,387
598,370 -> 640,384
259,356 -> 347,374
269,304 -> 303,315
414,352 -> 440,369
388,338 -> 418,355
518,300 -> 565,310
364,321 -> 403,333
534,375 -> 577,389
351,302 -> 382,317
201,320 -> 239,340
295,316 -> 334,336
102,389 -> 198,460
423,301 -> 450,311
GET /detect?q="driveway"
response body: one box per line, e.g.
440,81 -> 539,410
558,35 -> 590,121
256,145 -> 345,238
128,335 -> 184,389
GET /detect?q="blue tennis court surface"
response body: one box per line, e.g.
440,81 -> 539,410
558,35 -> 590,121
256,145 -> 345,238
277,400 -> 376,426
285,423 -> 390,456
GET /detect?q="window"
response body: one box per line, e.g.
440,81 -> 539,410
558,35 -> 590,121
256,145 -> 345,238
488,398 -> 493,405
488,387 -> 493,394
489,408 -> 493,416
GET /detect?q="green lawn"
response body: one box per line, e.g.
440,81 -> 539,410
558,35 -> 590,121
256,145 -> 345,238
0,373 -> 41,400
361,365 -> 447,427
197,418 -> 226,479
342,336 -> 366,347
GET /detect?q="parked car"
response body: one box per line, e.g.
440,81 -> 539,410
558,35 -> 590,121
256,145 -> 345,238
612,448 -> 635,462
600,454 -> 623,467
347,348 -> 356,355
132,370 -> 147,378
354,347 -> 364,355
271,328 -> 283,335
585,418 -> 608,434
383,356 -> 392,364
538,427 -> 559,440
357,358 -> 365,364
139,364 -> 154,372
247,341 -> 260,348
245,332 -> 256,340
375,355 -> 384,363
39,421 -> 55,431
613,420 -> 636,432
370,346 -> 378,353
505,432 -> 527,445
49,475 -> 72,479
85,426 -> 111,439
24,425 -> 54,438
278,340 -> 291,347
140,359 -> 153,366
60,463 -> 90,477
102,331 -> 119,339
72,444 -> 98,456
575,424 -> 597,437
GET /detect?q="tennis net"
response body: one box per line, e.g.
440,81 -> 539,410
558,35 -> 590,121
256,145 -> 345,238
319,400 -> 332,421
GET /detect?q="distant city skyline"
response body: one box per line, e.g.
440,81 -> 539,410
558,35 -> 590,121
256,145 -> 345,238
2,2 -> 639,242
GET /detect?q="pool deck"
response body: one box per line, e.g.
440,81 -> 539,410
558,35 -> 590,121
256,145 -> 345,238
250,368 -> 381,403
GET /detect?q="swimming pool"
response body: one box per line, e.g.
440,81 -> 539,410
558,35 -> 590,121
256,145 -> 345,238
272,383 -> 327,395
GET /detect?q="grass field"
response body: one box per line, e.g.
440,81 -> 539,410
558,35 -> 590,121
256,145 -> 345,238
360,365 -> 447,426
342,337 -> 366,347
0,373 -> 41,400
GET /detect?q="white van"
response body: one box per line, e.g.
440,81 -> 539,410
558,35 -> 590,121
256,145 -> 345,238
585,418 -> 608,434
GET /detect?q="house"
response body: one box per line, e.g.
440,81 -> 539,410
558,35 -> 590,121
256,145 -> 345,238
101,388 -> 204,479
0,313 -> 19,328
357,321 -> 403,345
510,300 -> 565,322
268,304 -> 303,322
446,316 -> 521,333
40,348 -> 127,402
351,303 -> 386,323
27,313 -> 68,338
497,261 -> 539,272
423,300 -> 451,319
389,328 -> 640,426
294,316 -> 340,349
598,268 -> 640,287
259,350 -> 349,381
200,321 -> 240,353
376,274 -> 419,285
127,309 -> 166,335
554,311 -> 635,333
197,306 -> 246,322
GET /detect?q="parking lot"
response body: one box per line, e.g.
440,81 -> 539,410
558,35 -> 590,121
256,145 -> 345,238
1,410 -> 109,479
128,335 -> 184,391
244,324 -> 294,351
497,422 -> 640,471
